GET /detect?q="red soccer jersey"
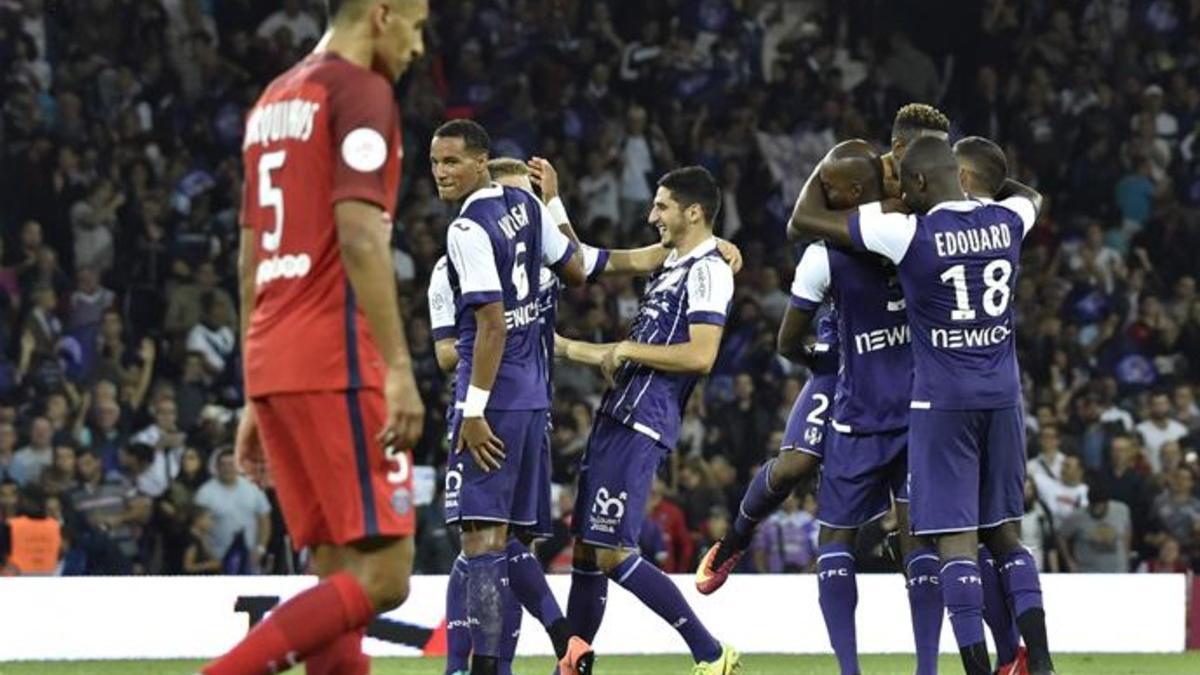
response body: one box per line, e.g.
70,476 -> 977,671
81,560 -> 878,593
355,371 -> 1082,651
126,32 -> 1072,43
240,52 -> 402,397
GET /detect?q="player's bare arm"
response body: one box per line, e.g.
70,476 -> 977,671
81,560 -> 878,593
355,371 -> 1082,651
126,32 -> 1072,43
529,156 -> 743,275
777,306 -> 816,366
995,177 -> 1044,216
434,337 -> 458,373
787,161 -> 854,246
459,301 -> 506,472
336,200 -> 425,449
556,335 -> 618,367
235,226 -> 266,481
612,323 -> 724,376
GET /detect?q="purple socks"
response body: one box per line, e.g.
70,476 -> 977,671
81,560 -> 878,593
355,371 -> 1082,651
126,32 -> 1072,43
817,542 -> 859,675
904,548 -> 944,675
609,554 -> 722,663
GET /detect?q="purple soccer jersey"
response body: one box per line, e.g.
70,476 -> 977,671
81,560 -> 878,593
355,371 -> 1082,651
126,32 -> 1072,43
599,238 -> 735,447
847,196 -> 1038,533
446,184 -> 576,411
847,198 -> 1037,411
791,242 -> 912,433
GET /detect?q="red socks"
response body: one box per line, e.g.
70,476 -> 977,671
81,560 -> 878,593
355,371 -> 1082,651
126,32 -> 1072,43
203,573 -> 374,675
305,628 -> 368,675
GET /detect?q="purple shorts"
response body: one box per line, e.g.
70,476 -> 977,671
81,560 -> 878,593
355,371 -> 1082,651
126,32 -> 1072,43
817,427 -> 908,529
444,408 -> 550,528
907,407 -> 1026,536
571,414 -> 667,549
781,371 -> 836,458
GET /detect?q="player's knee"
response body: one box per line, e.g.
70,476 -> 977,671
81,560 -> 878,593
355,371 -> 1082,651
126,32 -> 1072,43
818,526 -> 856,547
980,522 -> 1021,556
360,566 -> 410,612
773,453 -> 814,486
572,540 -> 599,569
593,547 -> 632,575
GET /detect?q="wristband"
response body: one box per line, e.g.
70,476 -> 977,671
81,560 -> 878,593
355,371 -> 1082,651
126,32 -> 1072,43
547,196 -> 570,226
463,385 -> 490,418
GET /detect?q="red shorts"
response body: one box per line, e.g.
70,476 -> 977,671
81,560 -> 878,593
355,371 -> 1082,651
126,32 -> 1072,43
253,389 -> 415,549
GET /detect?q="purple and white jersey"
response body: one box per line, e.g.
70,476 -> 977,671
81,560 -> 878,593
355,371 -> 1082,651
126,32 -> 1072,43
599,238 -> 735,447
536,244 -> 609,399
428,255 -> 455,342
791,242 -> 912,432
445,184 -> 576,411
848,197 -> 1037,410
810,309 -> 839,377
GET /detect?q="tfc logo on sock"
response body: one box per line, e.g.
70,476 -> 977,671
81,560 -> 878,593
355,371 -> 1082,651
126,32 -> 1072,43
818,568 -> 849,581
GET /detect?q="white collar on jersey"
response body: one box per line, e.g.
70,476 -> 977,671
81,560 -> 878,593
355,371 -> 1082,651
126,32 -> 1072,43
927,199 -> 985,215
663,236 -> 718,268
458,183 -> 505,213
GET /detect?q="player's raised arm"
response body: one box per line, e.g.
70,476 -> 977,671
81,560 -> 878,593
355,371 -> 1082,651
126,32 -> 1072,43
787,161 -> 855,246
995,178 -> 1044,218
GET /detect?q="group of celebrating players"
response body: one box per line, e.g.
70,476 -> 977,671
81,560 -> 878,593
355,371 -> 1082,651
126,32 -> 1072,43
194,1 -> 1059,675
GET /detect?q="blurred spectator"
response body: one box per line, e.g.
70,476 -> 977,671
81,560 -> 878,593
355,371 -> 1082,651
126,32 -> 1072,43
752,490 -> 818,573
1136,392 -> 1190,472
1035,454 -> 1090,526
194,449 -> 271,573
0,485 -> 62,575
185,292 -> 237,380
68,447 -> 150,572
1149,467 -> 1200,555
10,417 -> 54,486
0,422 -> 17,481
1137,536 -> 1188,573
181,507 -> 222,575
256,0 -> 320,48
1020,476 -> 1059,572
1059,481 -> 1132,573
646,478 -> 693,574
129,397 -> 186,498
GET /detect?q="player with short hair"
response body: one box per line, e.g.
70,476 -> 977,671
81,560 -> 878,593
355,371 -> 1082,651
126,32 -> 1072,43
790,135 -> 1055,675
557,166 -> 742,675
206,2 -> 430,674
430,157 -> 742,675
431,119 -> 589,675
880,102 -> 953,198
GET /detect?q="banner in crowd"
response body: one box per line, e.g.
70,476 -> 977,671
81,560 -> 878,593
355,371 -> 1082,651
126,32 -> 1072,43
0,574 -> 1185,660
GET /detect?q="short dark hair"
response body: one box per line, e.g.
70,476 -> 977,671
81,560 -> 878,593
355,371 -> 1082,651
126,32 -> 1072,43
901,136 -> 958,178
657,166 -> 720,225
954,136 -> 1008,196
433,119 -> 491,155
892,103 -> 951,140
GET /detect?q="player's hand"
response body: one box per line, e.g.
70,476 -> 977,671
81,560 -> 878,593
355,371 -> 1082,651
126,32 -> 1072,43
880,152 -> 901,199
458,416 -> 505,472
715,238 -> 743,274
601,342 -> 628,386
235,405 -> 269,486
381,365 -> 426,451
527,157 -> 559,201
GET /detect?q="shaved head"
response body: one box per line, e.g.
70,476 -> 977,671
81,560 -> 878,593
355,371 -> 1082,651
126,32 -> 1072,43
819,139 -> 883,208
899,136 -> 961,213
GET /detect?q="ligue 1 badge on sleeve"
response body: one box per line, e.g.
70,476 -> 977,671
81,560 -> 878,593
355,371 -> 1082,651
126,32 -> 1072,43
391,486 -> 413,516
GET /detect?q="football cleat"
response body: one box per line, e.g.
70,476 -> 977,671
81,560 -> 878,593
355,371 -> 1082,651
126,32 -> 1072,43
996,645 -> 1029,675
691,643 -> 742,675
696,540 -> 745,595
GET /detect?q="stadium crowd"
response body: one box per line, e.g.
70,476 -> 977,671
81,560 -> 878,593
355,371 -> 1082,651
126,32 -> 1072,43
0,0 -> 1198,578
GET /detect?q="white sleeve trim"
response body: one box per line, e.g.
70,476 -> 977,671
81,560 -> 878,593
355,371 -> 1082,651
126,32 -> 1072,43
857,202 -> 917,264
686,258 -> 735,316
790,242 -> 831,304
539,200 -> 573,266
581,244 -> 603,276
999,196 -> 1038,238
446,218 -> 501,295
427,257 -> 456,332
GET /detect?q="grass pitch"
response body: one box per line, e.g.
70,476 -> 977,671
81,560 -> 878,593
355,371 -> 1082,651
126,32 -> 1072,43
1,654 -> 1198,674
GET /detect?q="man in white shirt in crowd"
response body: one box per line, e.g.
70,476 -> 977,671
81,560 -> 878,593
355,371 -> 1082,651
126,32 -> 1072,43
10,417 -> 54,486
1027,426 -> 1066,485
1136,392 -> 1189,472
1036,455 -> 1090,526
195,449 -> 272,572
256,0 -> 320,48
129,396 -> 186,498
